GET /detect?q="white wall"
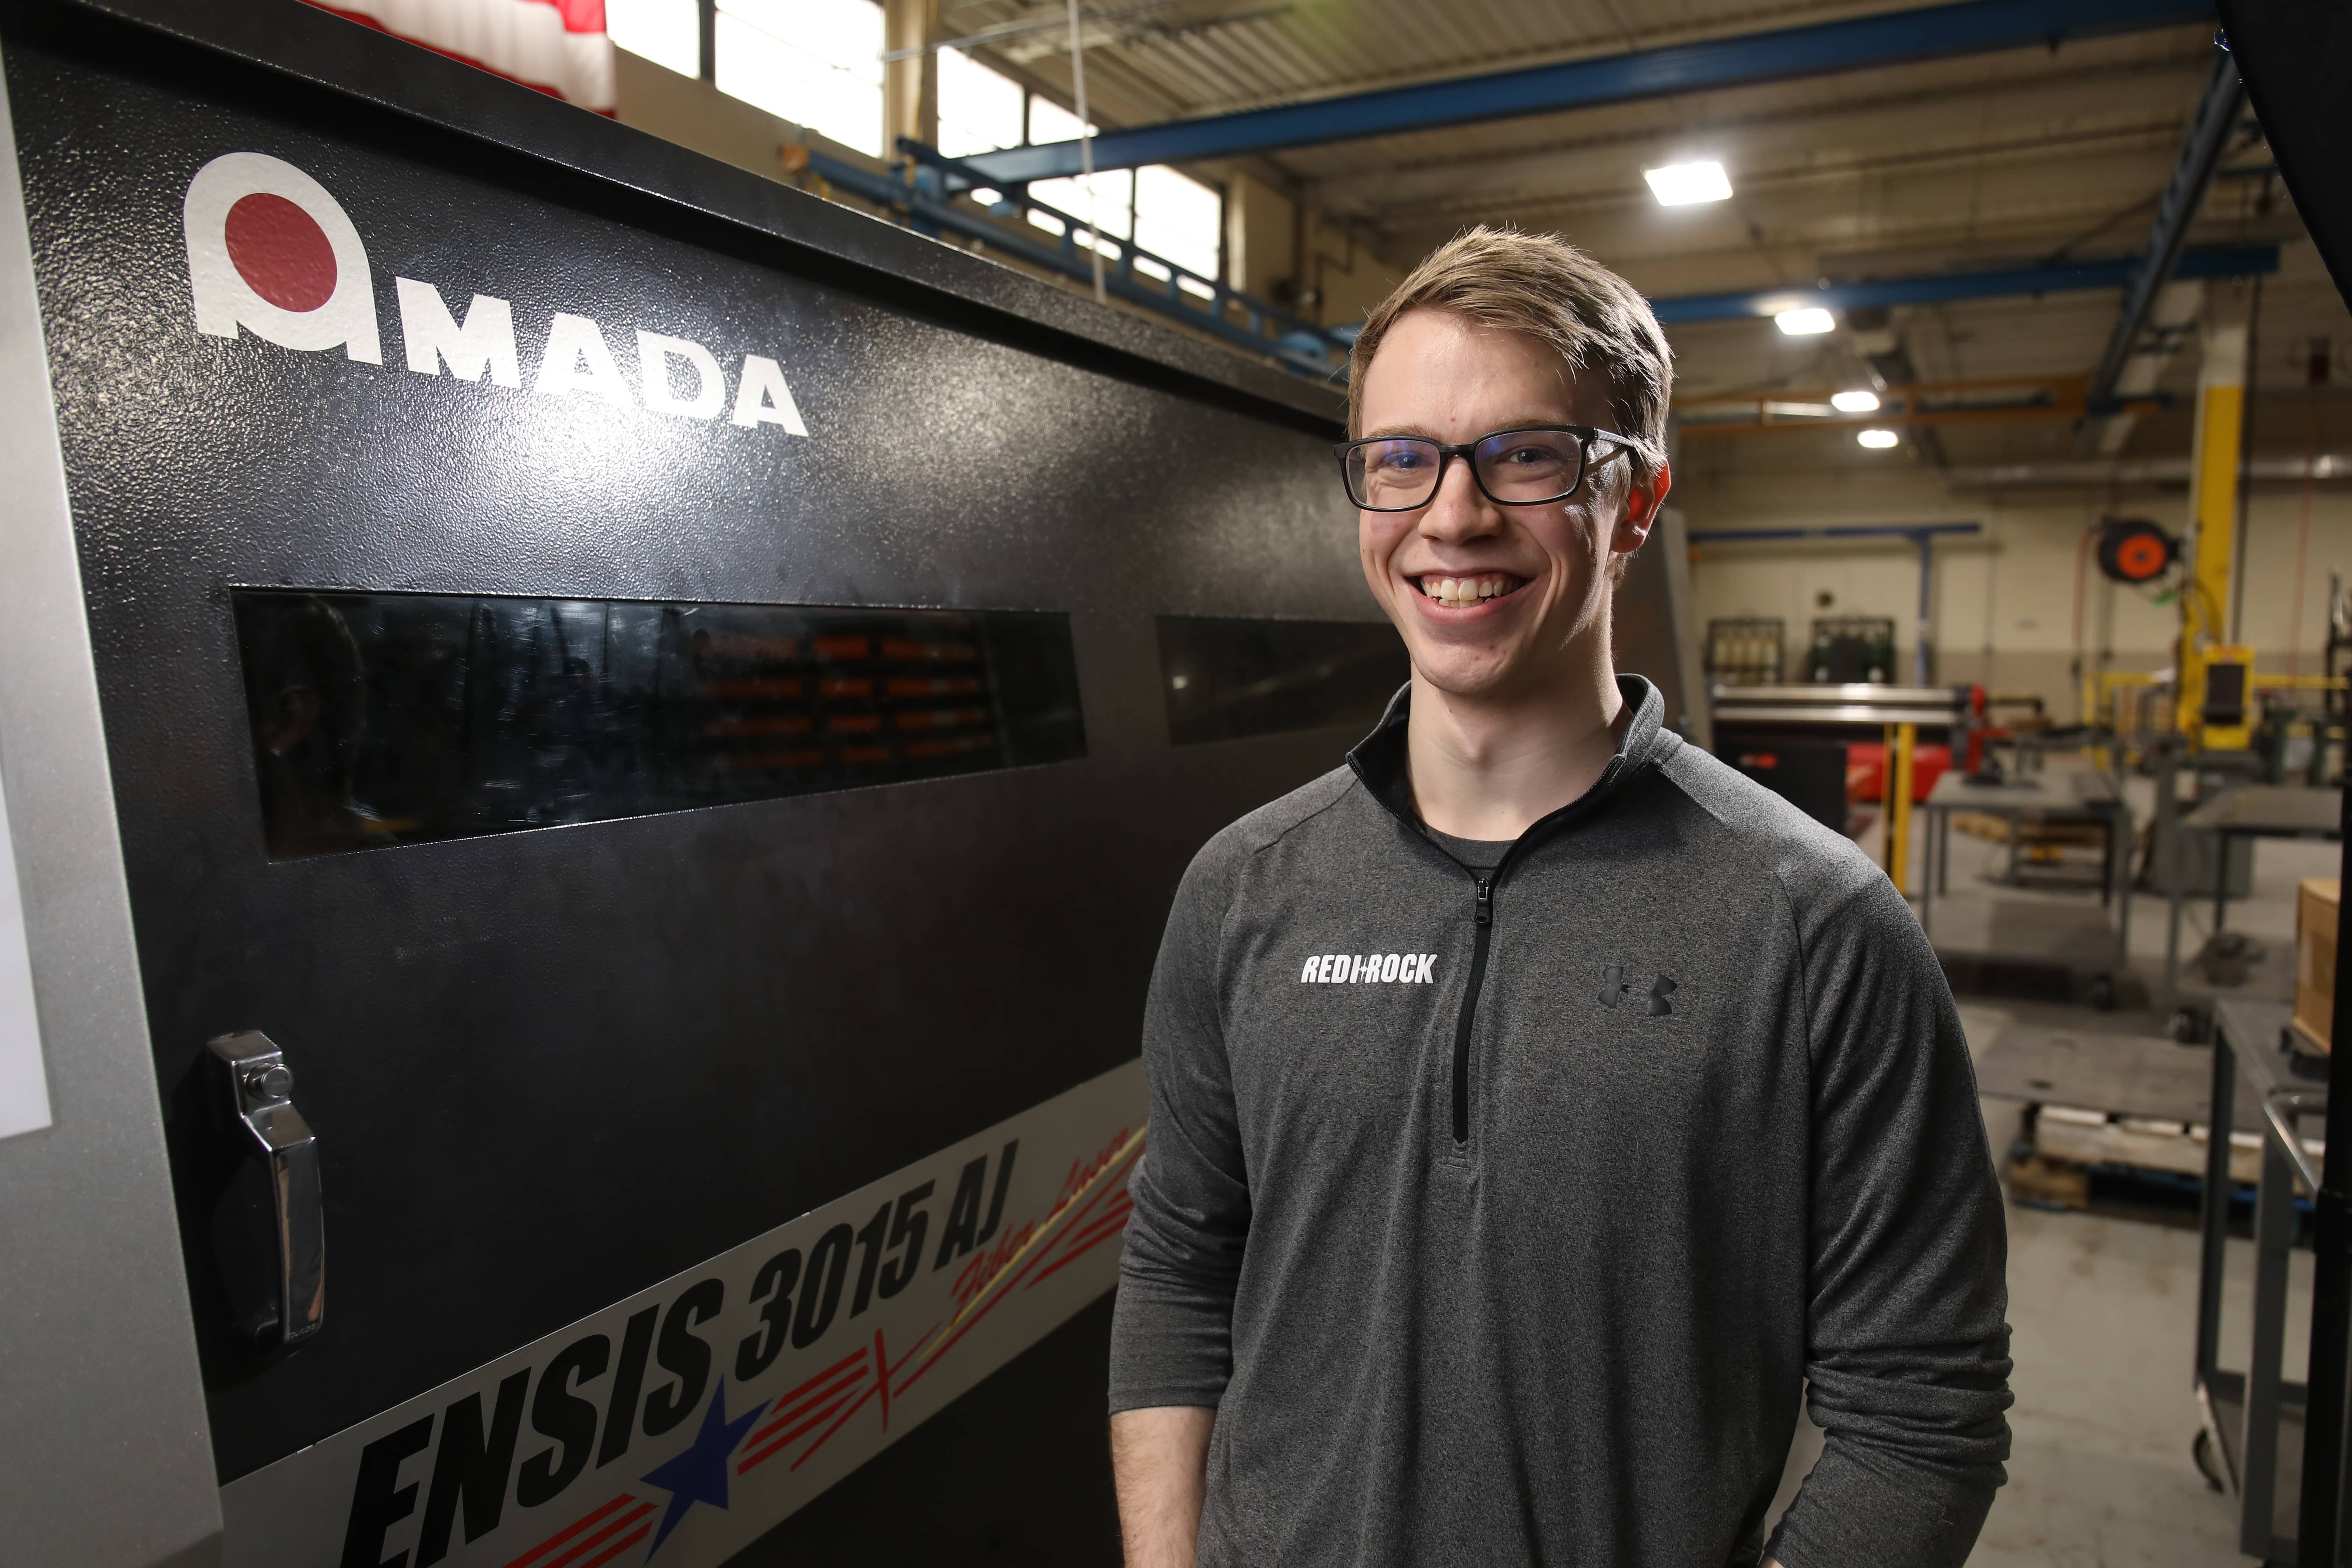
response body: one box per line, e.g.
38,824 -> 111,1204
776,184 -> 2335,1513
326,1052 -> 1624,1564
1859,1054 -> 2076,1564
1686,475 -> 2352,716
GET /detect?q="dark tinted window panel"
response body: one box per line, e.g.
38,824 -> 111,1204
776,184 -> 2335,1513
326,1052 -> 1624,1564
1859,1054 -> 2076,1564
1157,615 -> 1408,747
232,590 -> 1086,858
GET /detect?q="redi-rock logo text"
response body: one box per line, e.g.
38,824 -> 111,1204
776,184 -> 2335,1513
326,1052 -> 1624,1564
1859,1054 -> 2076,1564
182,152 -> 808,434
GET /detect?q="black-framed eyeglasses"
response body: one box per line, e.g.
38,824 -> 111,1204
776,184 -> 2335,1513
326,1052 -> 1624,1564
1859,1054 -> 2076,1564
1334,425 -> 1645,512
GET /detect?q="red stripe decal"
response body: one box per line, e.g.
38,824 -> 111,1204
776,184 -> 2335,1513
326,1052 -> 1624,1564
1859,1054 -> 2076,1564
872,1328 -> 891,1432
743,1359 -> 869,1451
762,1347 -> 868,1418
786,1382 -> 878,1471
896,1142 -> 1143,1399
577,1521 -> 652,1568
1047,1193 -> 1135,1259
737,1388 -> 863,1473
536,1502 -> 655,1568
1021,1213 -> 1129,1297
502,1494 -> 636,1568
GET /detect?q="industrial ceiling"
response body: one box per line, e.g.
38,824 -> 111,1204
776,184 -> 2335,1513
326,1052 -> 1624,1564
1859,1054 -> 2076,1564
939,0 -> 2347,479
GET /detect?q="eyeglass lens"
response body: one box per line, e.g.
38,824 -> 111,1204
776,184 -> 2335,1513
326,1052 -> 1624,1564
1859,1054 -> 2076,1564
1347,429 -> 1590,510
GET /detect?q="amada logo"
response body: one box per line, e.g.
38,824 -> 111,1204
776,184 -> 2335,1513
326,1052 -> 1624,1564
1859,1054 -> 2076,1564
181,151 -> 808,434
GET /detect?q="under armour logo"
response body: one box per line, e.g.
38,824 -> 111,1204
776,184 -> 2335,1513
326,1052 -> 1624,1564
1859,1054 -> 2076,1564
1598,966 -> 1677,1017
1646,974 -> 1676,1017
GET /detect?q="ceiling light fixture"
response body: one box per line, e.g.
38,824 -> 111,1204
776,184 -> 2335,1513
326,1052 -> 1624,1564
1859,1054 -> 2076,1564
1644,160 -> 1732,206
1857,428 -> 1900,449
1831,389 -> 1881,413
1775,307 -> 1835,336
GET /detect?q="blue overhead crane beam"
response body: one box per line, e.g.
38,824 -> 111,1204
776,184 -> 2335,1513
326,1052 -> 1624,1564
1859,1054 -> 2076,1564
2083,51 -> 2245,416
1648,242 -> 2275,324
955,0 -> 2214,185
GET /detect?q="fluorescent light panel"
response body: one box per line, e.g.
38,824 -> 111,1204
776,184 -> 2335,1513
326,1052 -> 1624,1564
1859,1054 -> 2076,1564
1775,308 -> 1835,335
1644,160 -> 1732,206
1831,389 -> 1881,412
1857,428 -> 1900,449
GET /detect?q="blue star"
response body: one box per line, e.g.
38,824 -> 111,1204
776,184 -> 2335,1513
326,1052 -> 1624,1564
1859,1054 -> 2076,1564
640,1383 -> 769,1556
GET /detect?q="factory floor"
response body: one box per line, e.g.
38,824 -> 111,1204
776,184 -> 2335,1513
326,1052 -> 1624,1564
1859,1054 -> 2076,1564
1764,774 -> 2338,1565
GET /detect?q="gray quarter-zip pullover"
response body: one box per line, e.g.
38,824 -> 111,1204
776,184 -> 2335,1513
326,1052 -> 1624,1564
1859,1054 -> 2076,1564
1109,677 -> 2010,1568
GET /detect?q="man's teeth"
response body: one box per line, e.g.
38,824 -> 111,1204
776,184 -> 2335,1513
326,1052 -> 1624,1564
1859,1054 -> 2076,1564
1421,575 -> 1516,607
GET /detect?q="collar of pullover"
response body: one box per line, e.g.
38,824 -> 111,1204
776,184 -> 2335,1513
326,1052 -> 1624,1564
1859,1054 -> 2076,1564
1345,674 -> 1670,870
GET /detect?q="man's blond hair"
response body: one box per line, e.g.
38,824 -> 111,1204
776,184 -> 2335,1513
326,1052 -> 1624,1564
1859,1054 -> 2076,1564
1348,227 -> 1673,480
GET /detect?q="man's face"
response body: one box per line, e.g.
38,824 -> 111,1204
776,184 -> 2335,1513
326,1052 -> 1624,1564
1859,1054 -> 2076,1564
1353,309 -> 1666,703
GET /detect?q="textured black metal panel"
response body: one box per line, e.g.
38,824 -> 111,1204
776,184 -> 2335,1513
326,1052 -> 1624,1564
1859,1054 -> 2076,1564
2,6 -> 1372,1489
1156,616 -> 1407,747
2218,3 -> 2352,309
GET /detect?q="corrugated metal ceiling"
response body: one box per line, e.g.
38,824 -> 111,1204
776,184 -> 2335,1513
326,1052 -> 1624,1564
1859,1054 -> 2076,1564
931,0 -> 2342,468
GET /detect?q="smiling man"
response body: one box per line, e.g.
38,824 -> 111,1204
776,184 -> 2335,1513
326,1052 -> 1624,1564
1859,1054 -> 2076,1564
1106,228 -> 2012,1568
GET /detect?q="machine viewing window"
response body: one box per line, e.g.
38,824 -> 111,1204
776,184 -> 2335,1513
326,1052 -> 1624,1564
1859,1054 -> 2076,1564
1157,616 -> 1408,747
232,590 -> 1087,858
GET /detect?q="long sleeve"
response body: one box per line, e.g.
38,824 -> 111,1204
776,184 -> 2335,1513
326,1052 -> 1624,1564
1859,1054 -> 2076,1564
1107,844 -> 1253,1412
1765,873 -> 2014,1568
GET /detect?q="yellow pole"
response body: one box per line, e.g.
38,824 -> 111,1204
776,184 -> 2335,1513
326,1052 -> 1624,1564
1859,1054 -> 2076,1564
2179,321 -> 2247,741
1881,724 -> 1895,875
1888,722 -> 1916,895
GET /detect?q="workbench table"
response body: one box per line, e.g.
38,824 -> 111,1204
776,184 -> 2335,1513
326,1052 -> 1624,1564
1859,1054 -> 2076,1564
1919,768 -> 2131,980
2165,785 -> 2342,1004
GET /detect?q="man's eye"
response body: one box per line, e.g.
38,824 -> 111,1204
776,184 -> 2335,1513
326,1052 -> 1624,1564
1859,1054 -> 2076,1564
1372,446 -> 1427,470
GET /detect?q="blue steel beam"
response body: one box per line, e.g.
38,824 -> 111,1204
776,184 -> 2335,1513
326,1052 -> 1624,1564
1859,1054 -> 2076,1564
956,0 -> 2212,186
1648,243 -> 2275,324
2084,51 -> 2245,409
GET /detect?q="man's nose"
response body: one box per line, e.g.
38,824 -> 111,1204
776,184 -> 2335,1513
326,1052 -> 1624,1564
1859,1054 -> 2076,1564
1419,454 -> 1499,544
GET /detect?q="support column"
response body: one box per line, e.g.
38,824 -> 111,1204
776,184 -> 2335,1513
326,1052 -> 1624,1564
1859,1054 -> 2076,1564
1223,172 -> 1295,301
882,0 -> 938,158
2179,319 -> 2246,738
1913,529 -> 1933,686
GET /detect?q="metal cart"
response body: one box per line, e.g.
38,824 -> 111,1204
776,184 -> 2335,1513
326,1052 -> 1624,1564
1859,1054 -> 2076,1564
1919,769 -> 2133,984
2195,999 -> 2325,1564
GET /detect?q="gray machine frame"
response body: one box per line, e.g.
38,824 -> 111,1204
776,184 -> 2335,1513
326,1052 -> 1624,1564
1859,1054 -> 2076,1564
0,41 -> 224,1568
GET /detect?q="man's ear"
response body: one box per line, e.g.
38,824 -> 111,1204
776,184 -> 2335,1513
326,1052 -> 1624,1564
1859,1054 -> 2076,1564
1613,459 -> 1672,554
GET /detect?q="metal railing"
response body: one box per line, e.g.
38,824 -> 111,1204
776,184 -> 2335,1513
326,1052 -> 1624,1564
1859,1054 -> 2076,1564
796,137 -> 1356,381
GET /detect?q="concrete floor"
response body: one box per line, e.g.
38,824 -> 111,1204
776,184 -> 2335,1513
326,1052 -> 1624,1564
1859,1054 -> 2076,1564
1765,780 -> 2339,1566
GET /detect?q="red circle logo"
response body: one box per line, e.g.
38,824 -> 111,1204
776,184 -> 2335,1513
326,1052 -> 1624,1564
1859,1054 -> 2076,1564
2114,533 -> 2167,581
223,192 -> 337,313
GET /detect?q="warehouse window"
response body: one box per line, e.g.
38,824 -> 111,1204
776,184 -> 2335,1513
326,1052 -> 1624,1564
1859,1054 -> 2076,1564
1023,98 -> 1219,289
1027,93 -> 1086,148
1026,97 -> 1127,252
606,0 -> 700,77
937,48 -> 1024,158
716,0 -> 884,157
1135,166 -> 1220,292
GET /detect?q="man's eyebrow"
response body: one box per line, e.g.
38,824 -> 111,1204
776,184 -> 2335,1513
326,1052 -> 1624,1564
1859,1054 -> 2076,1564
1356,419 -> 1583,441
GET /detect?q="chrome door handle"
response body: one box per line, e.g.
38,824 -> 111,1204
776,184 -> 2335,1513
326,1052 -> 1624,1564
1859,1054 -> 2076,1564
207,1031 -> 324,1350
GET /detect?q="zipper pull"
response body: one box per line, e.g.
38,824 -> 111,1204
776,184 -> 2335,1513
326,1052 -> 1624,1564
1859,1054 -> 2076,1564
1474,875 -> 1492,926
